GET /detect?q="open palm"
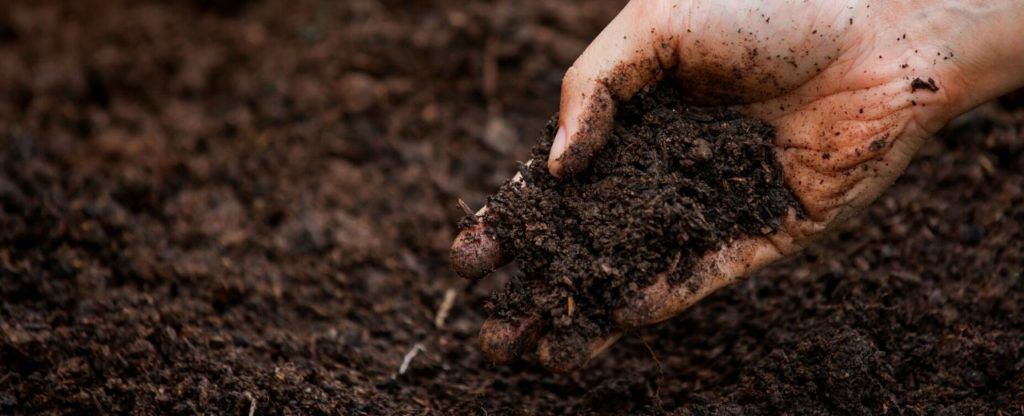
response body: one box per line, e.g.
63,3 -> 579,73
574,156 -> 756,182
452,0 -> 1021,371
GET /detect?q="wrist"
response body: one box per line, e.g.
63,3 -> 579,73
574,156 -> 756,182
930,0 -> 1024,110
868,0 -> 1024,126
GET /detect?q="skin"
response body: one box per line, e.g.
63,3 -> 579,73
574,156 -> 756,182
451,0 -> 1024,372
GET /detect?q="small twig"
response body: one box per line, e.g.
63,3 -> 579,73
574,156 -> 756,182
434,289 -> 457,329
666,252 -> 682,276
566,296 -> 575,317
244,392 -> 256,416
641,338 -> 664,378
457,199 -> 473,216
399,343 -> 426,375
412,396 -> 432,414
639,336 -> 665,410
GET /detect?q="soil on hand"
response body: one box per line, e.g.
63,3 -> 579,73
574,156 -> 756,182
1,0 -> 1022,414
478,82 -> 800,355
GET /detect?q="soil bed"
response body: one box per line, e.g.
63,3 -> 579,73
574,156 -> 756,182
1,0 -> 1022,414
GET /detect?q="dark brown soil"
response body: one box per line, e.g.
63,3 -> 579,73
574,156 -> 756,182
478,82 -> 800,350
1,1 -> 1022,414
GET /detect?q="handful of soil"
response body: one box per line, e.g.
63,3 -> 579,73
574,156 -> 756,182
466,81 -> 801,359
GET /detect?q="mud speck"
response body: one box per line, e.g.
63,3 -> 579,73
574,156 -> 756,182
911,77 -> 940,92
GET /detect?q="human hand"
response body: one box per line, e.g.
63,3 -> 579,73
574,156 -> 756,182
452,0 -> 1024,371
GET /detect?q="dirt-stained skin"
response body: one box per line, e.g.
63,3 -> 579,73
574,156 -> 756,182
462,90 -> 800,371
479,315 -> 545,364
450,222 -> 505,280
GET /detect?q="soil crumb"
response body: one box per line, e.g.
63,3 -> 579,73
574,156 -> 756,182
477,81 -> 802,344
911,77 -> 940,93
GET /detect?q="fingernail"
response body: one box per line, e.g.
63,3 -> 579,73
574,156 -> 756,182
550,126 -> 567,160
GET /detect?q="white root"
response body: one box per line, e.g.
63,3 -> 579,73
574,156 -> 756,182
398,343 -> 425,375
244,392 -> 256,416
434,289 -> 457,329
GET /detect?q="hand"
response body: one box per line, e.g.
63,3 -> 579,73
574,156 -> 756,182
452,0 -> 1024,371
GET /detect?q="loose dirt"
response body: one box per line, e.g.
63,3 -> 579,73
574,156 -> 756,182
1,0 -> 1021,414
477,82 -> 800,359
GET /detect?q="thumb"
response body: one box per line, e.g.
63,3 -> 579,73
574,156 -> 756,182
549,0 -> 676,177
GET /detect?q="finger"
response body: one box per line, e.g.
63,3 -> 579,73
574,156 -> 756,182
450,219 -> 506,280
614,231 -> 795,328
536,331 -> 622,373
479,314 -> 545,364
450,165 -> 531,280
549,0 -> 676,177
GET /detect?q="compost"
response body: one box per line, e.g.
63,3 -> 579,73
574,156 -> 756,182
476,82 -> 800,364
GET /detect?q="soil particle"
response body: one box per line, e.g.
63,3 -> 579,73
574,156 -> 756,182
477,81 -> 801,347
870,137 -> 888,152
911,77 -> 940,93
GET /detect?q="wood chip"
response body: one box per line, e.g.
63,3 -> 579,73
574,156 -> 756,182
457,199 -> 473,216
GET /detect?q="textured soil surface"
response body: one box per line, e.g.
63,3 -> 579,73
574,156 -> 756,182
479,82 -> 800,356
1,0 -> 1022,414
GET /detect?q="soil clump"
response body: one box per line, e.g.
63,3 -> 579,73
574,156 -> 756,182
477,82 -> 801,350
